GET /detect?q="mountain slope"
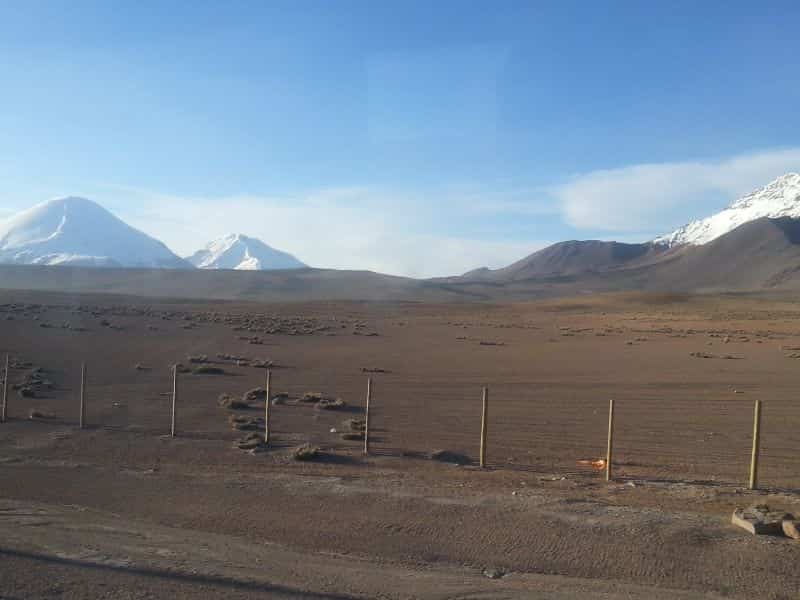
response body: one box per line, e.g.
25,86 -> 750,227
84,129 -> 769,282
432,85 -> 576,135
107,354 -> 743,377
645,216 -> 800,291
458,240 -> 667,283
655,173 -> 800,246
0,197 -> 191,268
187,233 -> 306,271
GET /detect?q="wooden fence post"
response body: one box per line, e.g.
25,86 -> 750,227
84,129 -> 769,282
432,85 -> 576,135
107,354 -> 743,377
79,362 -> 86,429
749,399 -> 762,490
1,354 -> 8,424
479,386 -> 489,468
606,399 -> 615,482
264,368 -> 271,445
363,377 -> 372,455
171,365 -> 177,437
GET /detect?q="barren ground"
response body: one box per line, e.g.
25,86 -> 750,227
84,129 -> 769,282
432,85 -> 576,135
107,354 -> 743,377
1,290 -> 799,599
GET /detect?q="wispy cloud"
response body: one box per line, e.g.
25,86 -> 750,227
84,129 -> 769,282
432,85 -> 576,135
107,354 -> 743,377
554,147 -> 800,232
95,184 -> 547,278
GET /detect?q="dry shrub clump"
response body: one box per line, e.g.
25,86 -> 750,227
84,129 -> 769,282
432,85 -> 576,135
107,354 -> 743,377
219,393 -> 250,410
229,415 -> 264,431
316,397 -> 346,410
192,365 -> 225,375
271,392 -> 289,405
29,409 -> 55,420
292,444 -> 319,461
301,392 -> 323,403
187,354 -> 209,364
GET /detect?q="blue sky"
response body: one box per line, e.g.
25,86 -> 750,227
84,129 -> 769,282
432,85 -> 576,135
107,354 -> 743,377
1,0 -> 799,276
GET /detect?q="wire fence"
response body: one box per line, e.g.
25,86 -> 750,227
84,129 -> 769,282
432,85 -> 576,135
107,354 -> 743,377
1,352 -> 798,492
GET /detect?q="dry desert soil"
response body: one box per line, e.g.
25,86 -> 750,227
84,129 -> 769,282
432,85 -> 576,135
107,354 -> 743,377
1,289 -> 799,599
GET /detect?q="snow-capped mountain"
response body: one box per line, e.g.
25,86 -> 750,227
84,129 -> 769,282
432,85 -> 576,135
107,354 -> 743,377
186,233 -> 306,271
0,196 -> 191,268
655,173 -> 800,246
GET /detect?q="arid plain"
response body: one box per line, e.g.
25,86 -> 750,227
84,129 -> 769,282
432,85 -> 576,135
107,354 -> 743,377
1,289 -> 800,599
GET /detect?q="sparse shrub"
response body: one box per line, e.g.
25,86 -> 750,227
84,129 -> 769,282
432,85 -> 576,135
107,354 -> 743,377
219,393 -> 250,410
192,365 -> 225,375
187,354 -> 209,364
301,392 -> 323,403
243,388 -> 267,403
316,397 -> 346,410
429,450 -> 471,465
292,444 -> 319,461
228,415 -> 263,431
18,386 -> 35,398
29,409 -> 54,420
343,418 -> 365,432
340,432 -> 364,441
271,392 -> 289,405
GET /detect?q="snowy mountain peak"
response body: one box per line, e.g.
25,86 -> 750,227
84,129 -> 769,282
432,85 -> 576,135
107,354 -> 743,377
0,196 -> 190,268
187,234 -> 306,271
655,173 -> 800,247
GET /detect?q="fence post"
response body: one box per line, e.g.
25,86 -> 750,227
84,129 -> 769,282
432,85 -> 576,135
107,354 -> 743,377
264,368 -> 271,445
171,365 -> 177,437
79,362 -> 86,429
1,354 -> 8,423
749,399 -> 762,490
479,386 -> 489,468
606,399 -> 615,482
363,377 -> 372,455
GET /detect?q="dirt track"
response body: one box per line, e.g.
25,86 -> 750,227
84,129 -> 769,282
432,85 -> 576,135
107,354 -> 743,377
1,290 -> 800,599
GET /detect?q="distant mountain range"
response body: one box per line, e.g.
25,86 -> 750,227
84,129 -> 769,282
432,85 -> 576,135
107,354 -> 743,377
0,197 -> 305,271
2,173 -> 800,300
457,172 -> 800,285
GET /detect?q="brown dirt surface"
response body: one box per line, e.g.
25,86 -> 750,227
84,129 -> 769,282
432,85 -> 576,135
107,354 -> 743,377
2,289 -> 800,599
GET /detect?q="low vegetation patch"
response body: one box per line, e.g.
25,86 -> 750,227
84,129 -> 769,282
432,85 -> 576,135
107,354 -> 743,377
218,393 -> 250,410
29,409 -> 55,420
192,365 -> 225,375
316,397 -> 346,410
429,449 -> 471,465
292,443 -> 319,461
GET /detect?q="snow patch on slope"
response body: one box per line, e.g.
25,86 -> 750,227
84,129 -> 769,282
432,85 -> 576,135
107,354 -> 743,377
187,233 -> 306,271
656,173 -> 800,246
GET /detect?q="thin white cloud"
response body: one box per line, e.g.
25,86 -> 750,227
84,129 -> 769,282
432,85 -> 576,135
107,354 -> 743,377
102,186 -> 545,278
555,148 -> 800,232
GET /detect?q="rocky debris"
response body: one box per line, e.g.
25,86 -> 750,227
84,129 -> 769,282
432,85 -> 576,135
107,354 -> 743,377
732,505 -> 794,536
